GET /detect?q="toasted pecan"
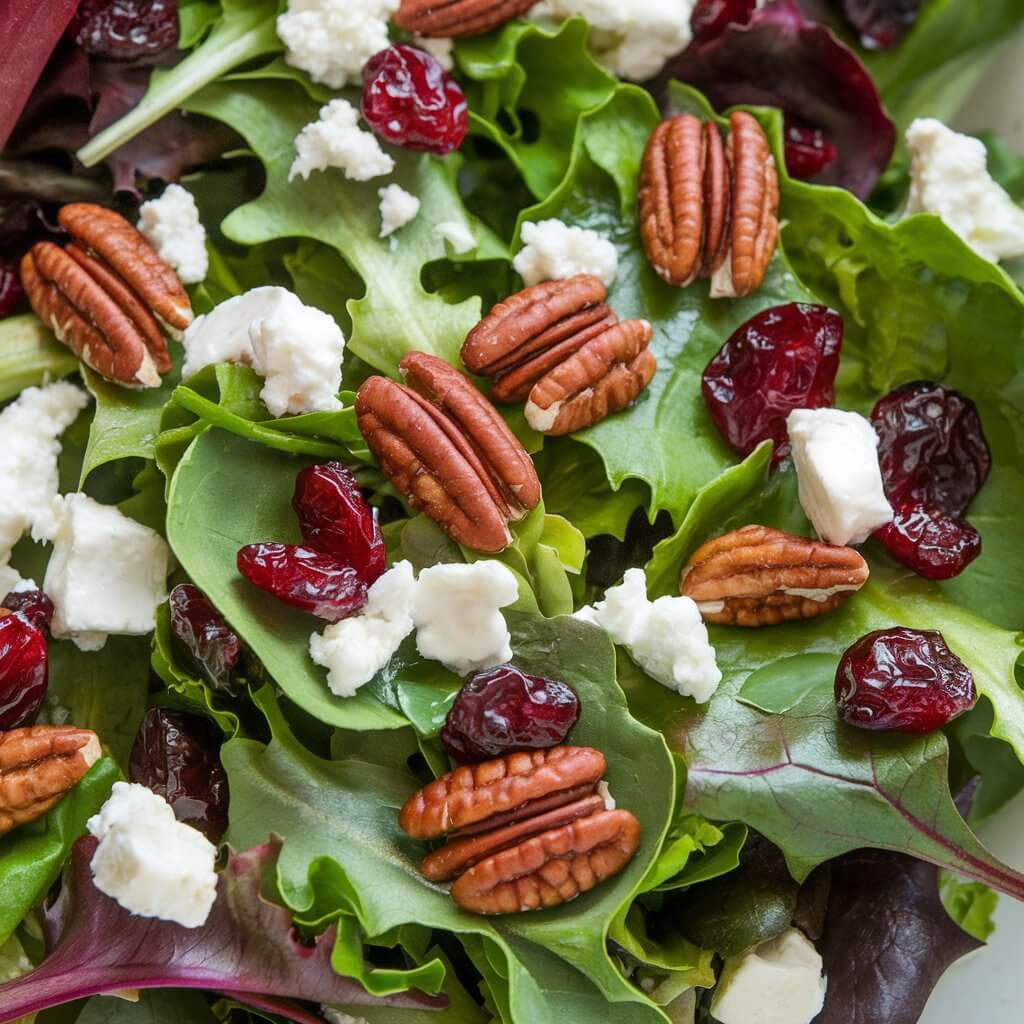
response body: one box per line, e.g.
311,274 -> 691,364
394,0 -> 539,37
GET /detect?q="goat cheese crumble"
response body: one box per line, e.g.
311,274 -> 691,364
136,183 -> 208,284
513,219 -> 619,286
378,184 -> 421,238
414,36 -> 455,71
435,220 -> 477,254
290,99 -> 395,182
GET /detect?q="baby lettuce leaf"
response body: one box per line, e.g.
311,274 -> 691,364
938,875 -> 998,943
75,989 -> 219,1024
0,315 -> 79,403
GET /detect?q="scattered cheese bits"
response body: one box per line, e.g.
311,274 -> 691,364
414,35 -> 455,71
513,219 -> 619,287
290,99 -> 395,182
137,183 -> 208,284
378,184 -> 421,238
435,220 -> 477,254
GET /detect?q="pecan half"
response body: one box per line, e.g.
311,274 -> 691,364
394,0 -> 539,37
681,524 -> 869,627
0,726 -> 102,835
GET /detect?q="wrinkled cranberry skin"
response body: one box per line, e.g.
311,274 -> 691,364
362,45 -> 468,155
874,504 -> 981,580
237,543 -> 367,622
843,0 -> 924,50
168,584 -> 241,693
129,708 -> 229,842
293,463 -> 386,585
0,260 -> 26,319
2,589 -> 55,632
441,665 -> 581,763
690,0 -> 757,41
74,0 -> 179,59
702,303 -> 843,466
783,117 -> 838,180
871,382 -> 990,516
835,628 -> 975,733
0,614 -> 48,730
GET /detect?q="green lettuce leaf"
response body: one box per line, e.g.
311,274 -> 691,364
938,874 -> 998,942
0,315 -> 79,403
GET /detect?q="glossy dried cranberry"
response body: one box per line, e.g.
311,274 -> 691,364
874,504 -> 981,580
237,543 -> 367,622
1,589 -> 55,632
690,0 -> 757,41
0,613 -> 48,730
362,44 -> 468,155
783,116 -> 838,180
129,708 -> 229,842
835,627 -> 975,733
871,381 -> 990,516
293,462 -> 386,585
702,303 -> 843,466
441,665 -> 581,763
0,260 -> 26,319
168,584 -> 241,693
842,0 -> 924,49
73,0 -> 179,59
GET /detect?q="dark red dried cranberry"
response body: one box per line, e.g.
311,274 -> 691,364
293,463 -> 386,585
783,116 -> 838,180
129,708 -> 229,842
702,303 -> 843,466
842,0 -> 924,49
690,0 -> 757,41
441,665 -> 580,763
835,627 -> 975,733
362,44 -> 468,155
237,543 -> 367,622
168,584 -> 241,693
874,504 -> 981,580
73,0 -> 179,59
870,381 -> 990,516
0,260 -> 26,319
0,613 -> 48,730
1,589 -> 55,633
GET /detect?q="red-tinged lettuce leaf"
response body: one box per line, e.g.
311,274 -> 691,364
0,837 -> 445,1023
665,0 -> 895,197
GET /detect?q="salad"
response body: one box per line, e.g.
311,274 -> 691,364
1,1 -> 1024,1023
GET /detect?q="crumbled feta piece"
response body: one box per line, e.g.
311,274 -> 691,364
182,287 -> 345,418
43,494 -> 170,652
87,782 -> 218,929
290,99 -> 395,182
277,0 -> 398,90
597,780 -> 616,810
435,220 -> 477,254
577,568 -> 721,702
412,562 -> 518,676
136,183 -> 208,284
513,219 -> 619,287
710,928 -> 827,1024
532,1 -> 693,80
310,561 -> 417,697
904,118 -> 1024,264
413,35 -> 455,71
378,184 -> 421,238
787,408 -> 892,547
321,1010 -> 370,1024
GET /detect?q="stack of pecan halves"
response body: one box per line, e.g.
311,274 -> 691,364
20,203 -> 193,389
639,111 -> 780,298
399,746 -> 641,914
394,0 -> 541,37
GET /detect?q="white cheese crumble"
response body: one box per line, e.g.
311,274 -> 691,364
321,1010 -> 370,1024
378,184 -> 421,238
523,397 -> 563,433
43,494 -> 170,652
277,0 -> 399,90
87,782 -> 218,929
710,928 -> 827,1024
290,99 -> 395,182
435,220 -> 477,254
786,408 -> 892,547
0,383 -> 90,595
576,569 -> 721,703
310,560 -> 417,698
412,561 -> 519,676
181,287 -> 345,418
136,183 -> 208,284
597,780 -> 616,810
414,35 -> 455,71
513,219 -> 619,287
904,118 -> 1024,264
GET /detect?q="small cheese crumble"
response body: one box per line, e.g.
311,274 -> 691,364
435,220 -> 477,254
321,1010 -> 370,1024
277,0 -> 398,90
523,397 -> 563,433
310,561 -> 417,698
182,287 -> 345,418
290,99 -> 395,182
597,781 -> 616,810
136,183 -> 208,284
378,184 -> 421,238
414,35 -> 455,71
904,118 -> 1024,264
787,408 -> 892,547
87,782 -> 218,928
513,219 -> 619,287
412,561 -> 519,676
577,568 -> 721,703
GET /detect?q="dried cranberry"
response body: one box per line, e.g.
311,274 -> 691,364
129,708 -> 229,842
0,260 -> 26,319
441,665 -> 580,763
702,303 -> 843,466
361,44 -> 468,155
842,0 -> 924,49
0,613 -> 48,730
293,463 -> 386,585
783,116 -> 838,180
168,584 -> 241,693
870,382 -> 990,516
690,0 -> 757,41
874,504 -> 981,580
73,0 -> 179,59
1,589 -> 55,633
237,543 -> 367,622
835,628 -> 975,733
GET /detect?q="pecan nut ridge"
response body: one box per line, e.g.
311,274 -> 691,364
395,0 -> 540,38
